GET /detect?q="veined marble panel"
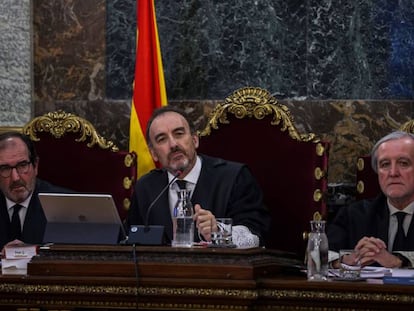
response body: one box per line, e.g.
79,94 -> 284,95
282,99 -> 414,183
0,0 -> 32,125
28,0 -> 414,186
33,0 -> 105,102
106,0 -> 135,99
106,0 -> 414,100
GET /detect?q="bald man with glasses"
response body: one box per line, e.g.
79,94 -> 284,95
0,132 -> 71,251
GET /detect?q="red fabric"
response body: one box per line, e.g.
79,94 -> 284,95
198,114 -> 330,254
32,133 -> 137,221
356,155 -> 381,200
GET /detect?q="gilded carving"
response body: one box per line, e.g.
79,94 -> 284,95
313,189 -> 322,202
357,180 -> 365,194
312,211 -> 322,221
260,288 -> 414,305
314,167 -> 324,180
123,197 -> 131,210
198,87 -> 319,143
0,283 -> 254,310
400,119 -> 414,133
124,153 -> 136,167
315,142 -> 325,156
357,157 -> 365,171
0,126 -> 23,134
22,110 -> 119,152
123,176 -> 133,190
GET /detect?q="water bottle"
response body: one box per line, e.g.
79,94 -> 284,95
306,215 -> 328,281
172,189 -> 194,247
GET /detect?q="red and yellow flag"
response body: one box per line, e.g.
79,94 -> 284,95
130,0 -> 167,178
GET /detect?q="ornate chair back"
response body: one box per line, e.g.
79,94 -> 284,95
22,110 -> 137,220
355,155 -> 380,201
198,87 -> 330,254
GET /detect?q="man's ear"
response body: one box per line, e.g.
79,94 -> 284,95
33,157 -> 39,176
149,147 -> 159,162
193,134 -> 199,149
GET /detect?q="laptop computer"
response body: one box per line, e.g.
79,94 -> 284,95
39,193 -> 126,245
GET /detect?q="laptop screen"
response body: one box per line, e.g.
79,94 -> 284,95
38,193 -> 126,244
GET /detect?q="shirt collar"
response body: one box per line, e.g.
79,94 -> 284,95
388,199 -> 414,216
6,193 -> 33,210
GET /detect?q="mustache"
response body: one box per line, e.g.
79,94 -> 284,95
168,146 -> 185,159
10,180 -> 26,190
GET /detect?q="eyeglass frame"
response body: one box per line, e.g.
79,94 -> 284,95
0,160 -> 32,178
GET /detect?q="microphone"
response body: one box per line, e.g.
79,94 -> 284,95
127,169 -> 182,245
144,170 -> 181,227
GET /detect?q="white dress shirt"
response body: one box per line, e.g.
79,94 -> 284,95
167,156 -> 260,248
6,194 -> 33,231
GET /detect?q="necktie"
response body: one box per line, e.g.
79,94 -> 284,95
176,179 -> 187,190
392,211 -> 407,251
10,204 -> 23,240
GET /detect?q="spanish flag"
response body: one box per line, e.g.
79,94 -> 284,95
130,0 -> 167,178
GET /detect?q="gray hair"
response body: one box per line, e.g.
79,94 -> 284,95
371,131 -> 414,173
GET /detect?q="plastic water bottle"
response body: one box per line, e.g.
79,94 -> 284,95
172,189 -> 194,247
306,217 -> 328,281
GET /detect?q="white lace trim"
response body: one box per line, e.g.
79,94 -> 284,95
232,225 -> 260,249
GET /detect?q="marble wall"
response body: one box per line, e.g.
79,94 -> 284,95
0,0 -> 32,125
2,0 -> 414,188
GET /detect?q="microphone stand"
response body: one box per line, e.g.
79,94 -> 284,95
127,170 -> 181,245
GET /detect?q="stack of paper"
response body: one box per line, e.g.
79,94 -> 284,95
383,269 -> 414,285
1,244 -> 38,275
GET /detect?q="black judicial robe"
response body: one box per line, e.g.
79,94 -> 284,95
0,179 -> 72,249
127,154 -> 270,245
328,194 -> 414,252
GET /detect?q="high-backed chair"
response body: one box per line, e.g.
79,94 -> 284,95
22,110 -> 137,220
355,120 -> 414,200
355,155 -> 380,201
198,87 -> 330,255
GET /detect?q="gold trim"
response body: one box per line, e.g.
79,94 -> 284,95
124,153 -> 135,167
312,211 -> 322,221
198,87 -> 318,142
22,110 -> 119,152
315,142 -> 325,156
357,180 -> 365,194
400,119 -> 414,133
123,176 -> 133,190
0,283 -> 255,309
123,198 -> 131,210
260,288 -> 414,305
357,157 -> 365,171
0,283 -> 257,298
314,167 -> 324,180
313,189 -> 322,202
0,126 -> 23,134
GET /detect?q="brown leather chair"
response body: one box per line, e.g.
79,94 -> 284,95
22,110 -> 137,220
355,120 -> 414,200
198,87 -> 330,255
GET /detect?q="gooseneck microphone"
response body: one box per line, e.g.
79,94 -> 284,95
127,169 -> 182,245
144,170 -> 181,228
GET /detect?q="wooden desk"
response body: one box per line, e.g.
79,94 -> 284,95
258,277 -> 414,310
0,245 -> 413,310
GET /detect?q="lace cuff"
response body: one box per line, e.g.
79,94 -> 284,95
232,225 -> 260,249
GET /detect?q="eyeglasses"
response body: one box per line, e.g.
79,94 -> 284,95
0,160 -> 32,178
